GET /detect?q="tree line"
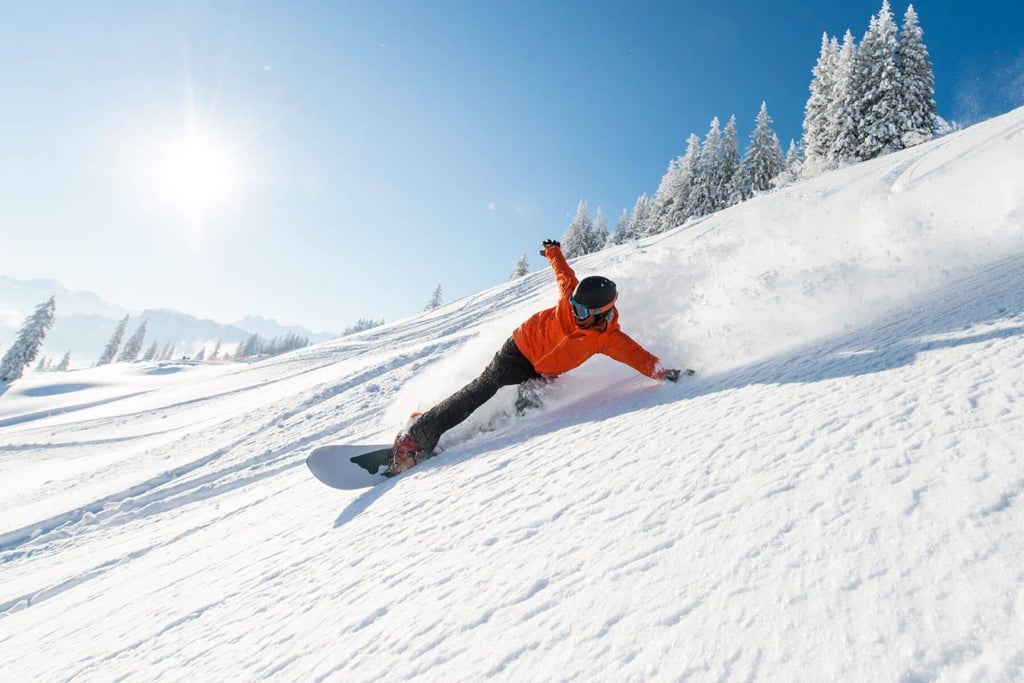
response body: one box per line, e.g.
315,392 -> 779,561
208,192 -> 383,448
0,301 -> 314,382
506,0 -> 938,268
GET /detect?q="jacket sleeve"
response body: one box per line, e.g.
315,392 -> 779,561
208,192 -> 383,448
602,329 -> 662,378
543,244 -> 579,300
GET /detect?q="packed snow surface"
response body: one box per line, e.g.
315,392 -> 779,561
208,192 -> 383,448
2,108 -> 1023,681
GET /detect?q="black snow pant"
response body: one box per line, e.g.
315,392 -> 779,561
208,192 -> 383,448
409,336 -> 544,454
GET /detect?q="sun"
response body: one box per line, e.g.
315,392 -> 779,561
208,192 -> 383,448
157,136 -> 240,214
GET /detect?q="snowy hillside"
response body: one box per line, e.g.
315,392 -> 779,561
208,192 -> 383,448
1,107 -> 1023,681
0,278 -> 336,368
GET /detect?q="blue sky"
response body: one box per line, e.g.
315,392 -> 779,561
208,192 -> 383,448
2,1 -> 1022,333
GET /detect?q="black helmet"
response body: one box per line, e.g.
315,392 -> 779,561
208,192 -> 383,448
572,276 -> 617,308
570,276 -> 618,326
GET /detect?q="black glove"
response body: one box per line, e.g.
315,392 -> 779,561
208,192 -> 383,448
540,239 -> 560,256
661,368 -> 695,382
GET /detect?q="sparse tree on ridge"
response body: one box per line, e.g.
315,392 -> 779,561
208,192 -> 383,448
425,285 -> 443,312
209,340 -> 222,361
142,341 -> 159,361
0,296 -> 56,382
896,4 -> 936,147
98,314 -> 129,365
55,351 -> 71,372
117,319 -> 148,362
160,342 -> 176,361
343,319 -> 385,336
510,251 -> 530,279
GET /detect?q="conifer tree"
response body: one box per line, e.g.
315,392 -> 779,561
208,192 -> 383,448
0,296 -> 56,382
688,117 -> 724,217
611,208 -> 633,245
209,340 -> 222,361
590,207 -> 609,252
896,4 -> 936,147
561,201 -> 595,258
828,31 -> 860,163
160,342 -> 176,361
803,33 -> 840,164
853,1 -> 902,160
624,193 -> 652,240
721,115 -> 743,205
195,346 -> 206,362
744,102 -> 785,194
424,285 -> 443,312
98,314 -> 129,365
510,252 -> 530,280
142,341 -> 159,361
55,351 -> 71,372
117,320 -> 147,362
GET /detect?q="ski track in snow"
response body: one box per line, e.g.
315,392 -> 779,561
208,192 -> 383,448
1,107 -> 1023,681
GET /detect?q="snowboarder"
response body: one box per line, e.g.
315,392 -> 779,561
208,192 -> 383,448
390,239 -> 691,473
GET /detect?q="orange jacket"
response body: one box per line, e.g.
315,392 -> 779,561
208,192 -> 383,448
512,244 -> 663,378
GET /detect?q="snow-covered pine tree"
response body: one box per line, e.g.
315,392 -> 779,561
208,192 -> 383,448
35,356 -> 51,372
194,346 -> 206,362
342,319 -> 384,336
743,102 -> 785,194
424,285 -> 443,312
688,117 -> 724,218
117,320 -> 147,362
610,208 -> 632,245
0,296 -> 56,382
776,140 -> 803,186
853,0 -> 902,160
803,33 -> 840,167
896,4 -> 936,147
827,30 -> 860,163
650,133 -> 700,234
649,158 -> 681,236
160,341 -> 176,361
55,351 -> 71,372
561,201 -> 595,258
590,207 -> 609,252
721,115 -> 744,206
98,314 -> 129,365
510,252 -> 530,280
624,193 -> 652,241
209,340 -> 222,361
142,341 -> 159,361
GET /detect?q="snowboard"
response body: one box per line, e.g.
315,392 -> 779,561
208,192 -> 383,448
306,444 -> 394,489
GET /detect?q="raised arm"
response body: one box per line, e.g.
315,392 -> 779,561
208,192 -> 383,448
539,239 -> 578,299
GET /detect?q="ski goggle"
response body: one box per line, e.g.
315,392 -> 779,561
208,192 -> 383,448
570,296 -> 617,324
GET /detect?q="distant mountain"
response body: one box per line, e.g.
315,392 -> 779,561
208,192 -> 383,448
0,277 -> 336,368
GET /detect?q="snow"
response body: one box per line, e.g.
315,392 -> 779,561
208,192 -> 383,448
2,107 -> 1023,681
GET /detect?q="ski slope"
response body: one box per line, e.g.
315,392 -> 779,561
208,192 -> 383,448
2,107 -> 1023,681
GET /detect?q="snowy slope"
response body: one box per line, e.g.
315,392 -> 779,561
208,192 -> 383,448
1,107 -> 1023,682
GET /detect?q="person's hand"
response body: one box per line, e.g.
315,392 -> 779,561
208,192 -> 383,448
660,368 -> 695,382
540,239 -> 560,256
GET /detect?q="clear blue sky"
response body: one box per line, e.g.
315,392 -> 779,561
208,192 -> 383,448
2,1 -> 1021,333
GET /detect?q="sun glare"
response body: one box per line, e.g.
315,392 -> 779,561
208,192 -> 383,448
157,137 -> 240,214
